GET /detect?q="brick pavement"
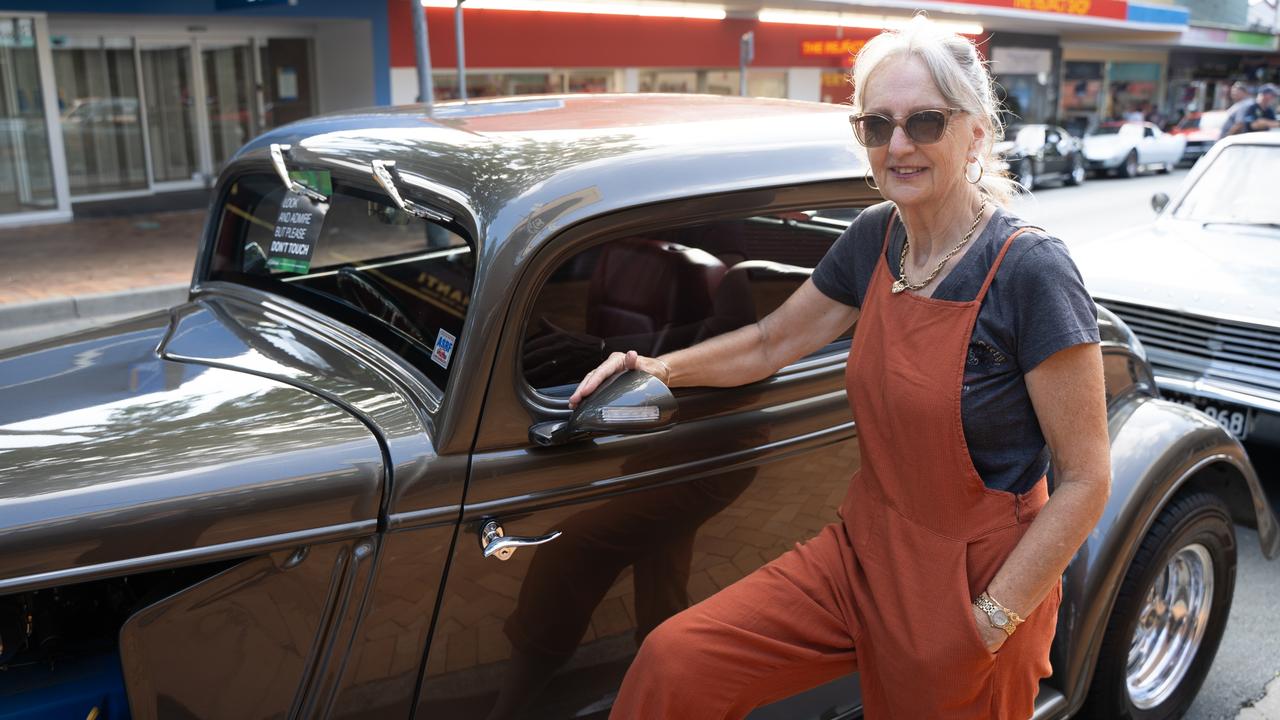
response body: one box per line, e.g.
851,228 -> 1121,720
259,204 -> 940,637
0,210 -> 205,306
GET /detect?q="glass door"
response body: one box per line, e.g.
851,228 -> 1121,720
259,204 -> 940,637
201,41 -> 255,171
0,17 -> 57,215
140,42 -> 200,184
51,36 -> 148,196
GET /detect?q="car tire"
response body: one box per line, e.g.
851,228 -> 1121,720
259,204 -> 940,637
1082,490 -> 1236,720
1018,159 -> 1035,190
1065,154 -> 1086,186
1121,150 -> 1140,178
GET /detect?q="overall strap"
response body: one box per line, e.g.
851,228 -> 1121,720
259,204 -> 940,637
975,224 -> 1043,301
880,207 -> 898,255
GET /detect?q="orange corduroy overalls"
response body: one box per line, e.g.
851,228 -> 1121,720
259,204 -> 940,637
610,212 -> 1062,719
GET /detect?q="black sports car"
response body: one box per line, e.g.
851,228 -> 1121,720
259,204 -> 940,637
996,123 -> 1088,190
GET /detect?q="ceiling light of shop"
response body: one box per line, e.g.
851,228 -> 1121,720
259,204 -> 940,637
419,0 -> 728,20
758,9 -> 983,35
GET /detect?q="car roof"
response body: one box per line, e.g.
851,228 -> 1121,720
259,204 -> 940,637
232,94 -> 868,251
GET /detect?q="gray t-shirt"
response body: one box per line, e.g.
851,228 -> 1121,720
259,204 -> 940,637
812,201 -> 1100,494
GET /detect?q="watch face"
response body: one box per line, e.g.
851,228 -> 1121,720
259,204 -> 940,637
992,609 -> 1009,626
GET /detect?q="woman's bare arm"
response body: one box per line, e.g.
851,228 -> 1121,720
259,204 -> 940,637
971,342 -> 1112,650
569,279 -> 858,408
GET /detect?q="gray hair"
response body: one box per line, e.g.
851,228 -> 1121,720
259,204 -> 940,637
850,16 -> 1019,205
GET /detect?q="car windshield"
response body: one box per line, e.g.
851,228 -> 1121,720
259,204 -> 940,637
1172,144 -> 1280,225
207,173 -> 474,391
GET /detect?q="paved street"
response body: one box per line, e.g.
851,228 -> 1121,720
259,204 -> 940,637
1015,170 -> 1280,720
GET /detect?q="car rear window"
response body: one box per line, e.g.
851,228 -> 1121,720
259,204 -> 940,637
206,172 -> 473,392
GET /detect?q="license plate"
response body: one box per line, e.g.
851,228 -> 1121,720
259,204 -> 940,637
1163,390 -> 1256,441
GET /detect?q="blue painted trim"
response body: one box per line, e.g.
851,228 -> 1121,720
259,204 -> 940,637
1126,2 -> 1190,26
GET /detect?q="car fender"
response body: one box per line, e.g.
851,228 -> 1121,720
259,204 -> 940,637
0,311 -> 386,595
1053,393 -> 1278,715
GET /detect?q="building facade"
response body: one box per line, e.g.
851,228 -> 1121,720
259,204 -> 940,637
0,0 -> 1275,226
0,0 -> 389,226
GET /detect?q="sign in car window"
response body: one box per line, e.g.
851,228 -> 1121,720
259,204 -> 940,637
268,190 -> 328,274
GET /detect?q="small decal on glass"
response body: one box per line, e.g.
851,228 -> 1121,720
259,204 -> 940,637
432,329 -> 456,369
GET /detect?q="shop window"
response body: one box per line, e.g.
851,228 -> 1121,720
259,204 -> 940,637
51,36 -> 147,196
550,69 -> 616,94
821,71 -> 852,104
638,69 -> 788,98
521,208 -> 859,394
0,17 -> 57,215
1108,63 -> 1161,123
433,72 -> 555,101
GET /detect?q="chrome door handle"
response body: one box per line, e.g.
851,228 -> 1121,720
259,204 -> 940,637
479,520 -> 562,561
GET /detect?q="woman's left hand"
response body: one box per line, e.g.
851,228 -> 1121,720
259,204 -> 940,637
971,604 -> 1009,654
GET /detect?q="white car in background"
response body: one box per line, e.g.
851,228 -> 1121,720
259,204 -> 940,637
1083,121 -> 1186,177
1074,131 -> 1280,448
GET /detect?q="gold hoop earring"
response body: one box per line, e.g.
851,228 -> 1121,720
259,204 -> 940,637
965,160 -> 984,185
865,173 -> 880,191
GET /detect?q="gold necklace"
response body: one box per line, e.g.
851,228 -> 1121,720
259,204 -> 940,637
891,199 -> 988,295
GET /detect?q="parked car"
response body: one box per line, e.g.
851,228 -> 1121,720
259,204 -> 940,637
1170,110 -> 1231,165
995,123 -> 1087,189
1,95 -> 1275,720
1074,130 -> 1280,450
1083,121 -> 1186,177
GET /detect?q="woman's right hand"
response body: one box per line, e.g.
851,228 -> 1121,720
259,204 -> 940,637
569,350 -> 670,409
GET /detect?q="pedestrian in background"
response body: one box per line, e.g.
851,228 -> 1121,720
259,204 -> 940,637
1226,83 -> 1278,135
572,14 -> 1111,720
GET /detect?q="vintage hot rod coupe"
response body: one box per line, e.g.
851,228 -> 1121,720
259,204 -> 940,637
0,95 -> 1275,720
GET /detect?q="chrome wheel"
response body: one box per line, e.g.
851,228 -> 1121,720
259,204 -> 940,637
1126,543 -> 1214,710
1123,151 -> 1139,178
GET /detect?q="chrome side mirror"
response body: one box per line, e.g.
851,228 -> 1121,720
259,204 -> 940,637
1151,192 -> 1170,214
529,370 -> 677,446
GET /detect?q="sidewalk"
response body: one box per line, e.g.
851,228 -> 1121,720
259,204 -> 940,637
0,209 -> 205,349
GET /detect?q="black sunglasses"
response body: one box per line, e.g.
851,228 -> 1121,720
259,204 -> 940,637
848,108 -> 963,147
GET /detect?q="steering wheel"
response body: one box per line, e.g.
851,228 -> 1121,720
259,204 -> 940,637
335,266 -> 429,344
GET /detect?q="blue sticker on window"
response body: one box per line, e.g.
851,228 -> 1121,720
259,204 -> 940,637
432,329 -> 456,369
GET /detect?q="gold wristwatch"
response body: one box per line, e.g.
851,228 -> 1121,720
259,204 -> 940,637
975,591 -> 1024,637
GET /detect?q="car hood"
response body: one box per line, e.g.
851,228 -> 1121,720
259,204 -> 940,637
1082,135 -> 1130,158
0,310 -> 385,591
1073,220 -> 1280,323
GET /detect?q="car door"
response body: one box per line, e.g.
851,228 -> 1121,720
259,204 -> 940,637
1042,126 -> 1067,178
413,182 -> 878,720
1138,124 -> 1160,164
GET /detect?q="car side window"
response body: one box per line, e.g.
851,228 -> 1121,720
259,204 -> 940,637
1144,126 -> 1156,138
522,208 -> 860,394
207,173 -> 473,391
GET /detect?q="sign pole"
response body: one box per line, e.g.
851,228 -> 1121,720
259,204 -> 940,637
455,1 -> 468,101
739,31 -> 754,96
411,0 -> 435,112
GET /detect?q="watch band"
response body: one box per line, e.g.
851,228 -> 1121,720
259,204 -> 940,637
975,591 -> 1024,637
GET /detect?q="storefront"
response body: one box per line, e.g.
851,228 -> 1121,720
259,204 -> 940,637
1059,47 -> 1172,131
987,33 -> 1063,125
1166,35 -> 1280,121
387,5 -> 906,105
0,1 -> 389,227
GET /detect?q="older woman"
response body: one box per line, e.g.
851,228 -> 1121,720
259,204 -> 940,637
571,16 -> 1110,720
